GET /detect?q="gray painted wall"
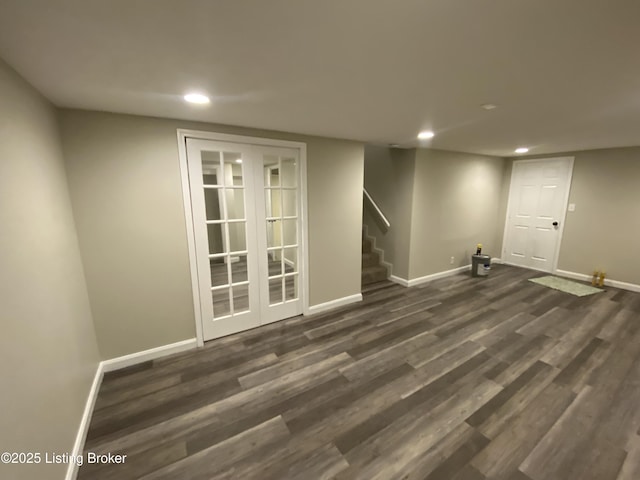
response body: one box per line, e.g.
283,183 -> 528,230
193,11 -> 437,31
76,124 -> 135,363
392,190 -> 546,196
59,110 -> 364,359
0,60 -> 100,479
410,149 -> 506,279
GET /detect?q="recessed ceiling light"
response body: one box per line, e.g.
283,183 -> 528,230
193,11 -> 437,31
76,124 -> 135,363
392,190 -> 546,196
417,131 -> 435,140
515,147 -> 529,154
481,103 -> 497,110
235,159 -> 242,164
184,93 -> 210,104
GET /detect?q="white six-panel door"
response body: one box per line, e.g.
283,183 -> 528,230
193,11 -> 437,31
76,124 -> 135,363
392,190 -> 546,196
503,157 -> 574,272
186,138 -> 304,341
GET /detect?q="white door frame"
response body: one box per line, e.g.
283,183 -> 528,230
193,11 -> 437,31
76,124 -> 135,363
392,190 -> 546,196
177,129 -> 309,347
501,157 -> 574,274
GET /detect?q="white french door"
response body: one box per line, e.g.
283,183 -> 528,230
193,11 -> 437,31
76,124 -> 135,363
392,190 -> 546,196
186,138 -> 304,341
503,157 -> 574,272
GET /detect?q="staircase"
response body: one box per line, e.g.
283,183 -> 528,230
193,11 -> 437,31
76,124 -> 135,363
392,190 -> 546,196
362,231 -> 389,286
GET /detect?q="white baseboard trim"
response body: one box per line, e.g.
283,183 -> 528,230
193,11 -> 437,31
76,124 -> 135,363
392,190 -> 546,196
491,257 -> 503,264
307,293 -> 363,315
391,264 -> 472,288
101,338 -> 198,373
389,275 -> 409,287
555,269 -> 590,282
607,278 -> 640,293
555,269 -> 640,293
65,362 -> 104,480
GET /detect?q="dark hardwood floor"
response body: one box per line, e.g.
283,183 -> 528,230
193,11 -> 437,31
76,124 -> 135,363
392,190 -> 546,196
80,265 -> 640,480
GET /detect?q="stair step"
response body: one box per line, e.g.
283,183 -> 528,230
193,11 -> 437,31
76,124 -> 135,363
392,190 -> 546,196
362,237 -> 373,253
361,265 -> 388,286
362,251 -> 380,268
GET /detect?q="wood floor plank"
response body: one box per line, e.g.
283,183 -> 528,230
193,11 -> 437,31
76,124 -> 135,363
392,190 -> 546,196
490,335 -> 557,386
539,308 -> 610,368
93,374 -> 182,410
90,354 -> 278,432
467,360 -> 548,429
518,383 -> 625,480
474,311 -> 537,348
303,310 -> 373,340
617,436 -> 640,480
238,348 -> 346,389
78,442 -> 187,480
336,353 -> 498,465
450,464 -> 488,480
89,352 -> 352,455
338,331 -> 437,383
589,345 -> 640,452
186,374 -> 350,455
422,429 -> 490,480
283,443 -> 349,480
139,416 -> 290,480
489,332 -> 546,362
516,306 -> 572,338
564,436 -> 627,480
283,363 -> 415,435
596,308 -> 636,341
101,361 -> 153,381
79,265 -> 640,480
179,351 -> 279,382
505,470 -> 535,480
471,361 -> 558,439
553,337 -> 605,386
346,316 -> 433,359
346,378 -> 502,480
291,352 -> 497,476
470,382 -> 577,479
85,378 -> 242,445
291,371 -> 415,440
587,312 -> 640,387
336,421 -> 476,480
401,340 -> 486,396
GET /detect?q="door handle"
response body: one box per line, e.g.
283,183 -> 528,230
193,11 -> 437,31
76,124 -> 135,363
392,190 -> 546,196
552,221 -> 559,227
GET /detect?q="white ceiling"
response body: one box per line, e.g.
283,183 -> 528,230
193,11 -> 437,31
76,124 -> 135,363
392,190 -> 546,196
1,0 -> 639,157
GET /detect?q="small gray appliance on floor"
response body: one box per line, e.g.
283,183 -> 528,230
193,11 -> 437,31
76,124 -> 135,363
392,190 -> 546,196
472,254 -> 491,277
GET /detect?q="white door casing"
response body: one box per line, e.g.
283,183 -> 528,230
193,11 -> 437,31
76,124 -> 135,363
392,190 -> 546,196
177,130 -> 308,344
503,157 -> 574,273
